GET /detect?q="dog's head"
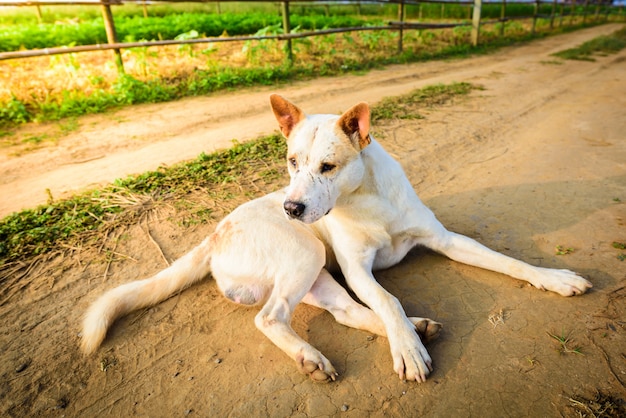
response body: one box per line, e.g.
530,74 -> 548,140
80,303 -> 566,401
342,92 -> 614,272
270,94 -> 371,224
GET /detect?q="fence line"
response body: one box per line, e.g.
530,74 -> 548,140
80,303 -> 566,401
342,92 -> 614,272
0,0 -> 622,69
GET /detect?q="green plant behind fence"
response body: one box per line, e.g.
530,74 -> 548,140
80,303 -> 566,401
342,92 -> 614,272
0,12 -> 374,53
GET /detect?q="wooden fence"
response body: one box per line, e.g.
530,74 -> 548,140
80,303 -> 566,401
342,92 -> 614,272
0,0 -> 622,73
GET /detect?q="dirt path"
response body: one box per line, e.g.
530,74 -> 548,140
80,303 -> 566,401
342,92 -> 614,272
1,24 -> 626,417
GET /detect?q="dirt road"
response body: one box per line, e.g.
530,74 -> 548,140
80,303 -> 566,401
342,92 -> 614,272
1,24 -> 625,417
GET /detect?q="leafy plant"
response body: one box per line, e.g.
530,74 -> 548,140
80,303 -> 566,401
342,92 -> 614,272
242,24 -> 283,63
0,96 -> 31,125
175,29 -> 200,57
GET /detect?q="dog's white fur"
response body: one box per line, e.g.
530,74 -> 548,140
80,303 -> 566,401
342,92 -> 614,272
81,95 -> 592,382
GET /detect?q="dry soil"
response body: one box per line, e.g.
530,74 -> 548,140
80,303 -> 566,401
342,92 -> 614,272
1,24 -> 625,417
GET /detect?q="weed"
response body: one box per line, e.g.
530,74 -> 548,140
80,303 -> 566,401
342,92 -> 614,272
555,245 -> 574,255
525,356 -> 539,367
21,134 -> 48,145
59,118 -> 79,134
612,242 -> 626,250
547,330 -> 583,355
614,242 -> 626,262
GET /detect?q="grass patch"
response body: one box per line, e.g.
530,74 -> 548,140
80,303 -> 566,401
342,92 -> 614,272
0,82 -> 476,267
552,26 -> 626,61
0,134 -> 286,264
371,82 -> 478,121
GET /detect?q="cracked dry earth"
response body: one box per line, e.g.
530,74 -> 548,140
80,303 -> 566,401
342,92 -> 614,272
1,24 -> 626,417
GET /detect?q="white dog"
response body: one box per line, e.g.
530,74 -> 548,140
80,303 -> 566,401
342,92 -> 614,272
81,94 -> 592,382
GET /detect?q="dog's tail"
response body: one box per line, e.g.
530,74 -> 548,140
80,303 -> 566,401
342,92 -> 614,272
80,236 -> 213,355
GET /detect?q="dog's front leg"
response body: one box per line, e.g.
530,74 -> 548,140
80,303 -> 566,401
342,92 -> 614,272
338,251 -> 433,382
255,280 -> 338,383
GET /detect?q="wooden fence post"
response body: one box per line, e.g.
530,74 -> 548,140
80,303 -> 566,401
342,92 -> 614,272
583,0 -> 589,23
471,0 -> 482,47
397,0 -> 405,53
281,1 -> 293,64
35,5 -> 43,23
100,1 -> 125,75
500,0 -> 506,36
550,0 -> 557,29
531,0 -> 539,35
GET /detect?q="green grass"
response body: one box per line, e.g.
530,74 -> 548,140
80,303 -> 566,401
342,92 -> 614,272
371,82 -> 478,121
553,26 -> 626,61
0,82 -> 475,266
0,13 -> 374,52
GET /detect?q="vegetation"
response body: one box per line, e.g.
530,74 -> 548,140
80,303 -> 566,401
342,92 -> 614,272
371,82 -> 477,121
0,82 -> 474,266
0,13 -> 373,52
0,1 -> 617,129
552,26 -> 626,60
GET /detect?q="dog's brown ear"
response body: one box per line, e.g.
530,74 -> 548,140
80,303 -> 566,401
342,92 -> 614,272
269,94 -> 305,138
337,102 -> 371,150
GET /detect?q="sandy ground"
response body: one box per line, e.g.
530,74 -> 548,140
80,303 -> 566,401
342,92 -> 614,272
1,24 -> 625,417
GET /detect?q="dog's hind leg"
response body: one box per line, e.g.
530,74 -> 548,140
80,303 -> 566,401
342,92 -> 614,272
418,226 -> 592,296
301,269 -> 442,342
254,270 -> 339,383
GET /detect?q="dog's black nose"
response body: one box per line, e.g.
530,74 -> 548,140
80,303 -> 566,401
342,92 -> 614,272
284,201 -> 305,219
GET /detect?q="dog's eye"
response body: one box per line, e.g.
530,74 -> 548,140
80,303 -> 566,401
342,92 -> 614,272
320,163 -> 336,174
288,158 -> 297,169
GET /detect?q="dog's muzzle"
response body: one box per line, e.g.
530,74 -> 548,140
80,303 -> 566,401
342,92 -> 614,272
284,200 -> 305,219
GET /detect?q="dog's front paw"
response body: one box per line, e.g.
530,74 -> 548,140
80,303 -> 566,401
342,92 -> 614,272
409,317 -> 443,343
389,332 -> 432,382
532,268 -> 592,296
296,349 -> 338,383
